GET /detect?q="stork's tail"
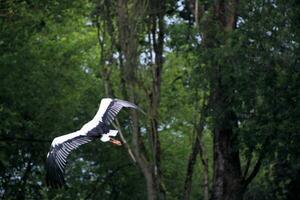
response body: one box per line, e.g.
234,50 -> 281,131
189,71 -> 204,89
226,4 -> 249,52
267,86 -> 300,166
100,130 -> 118,142
108,130 -> 118,137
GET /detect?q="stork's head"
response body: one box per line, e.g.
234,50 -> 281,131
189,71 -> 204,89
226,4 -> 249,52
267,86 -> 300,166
100,133 -> 122,146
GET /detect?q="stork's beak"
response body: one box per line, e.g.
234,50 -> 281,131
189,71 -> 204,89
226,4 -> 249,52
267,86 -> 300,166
109,138 -> 122,146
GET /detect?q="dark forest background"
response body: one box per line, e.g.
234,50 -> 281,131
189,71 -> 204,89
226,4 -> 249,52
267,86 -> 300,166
0,0 -> 299,199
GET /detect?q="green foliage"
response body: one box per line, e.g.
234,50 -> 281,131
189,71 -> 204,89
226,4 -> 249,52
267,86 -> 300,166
0,0 -> 299,199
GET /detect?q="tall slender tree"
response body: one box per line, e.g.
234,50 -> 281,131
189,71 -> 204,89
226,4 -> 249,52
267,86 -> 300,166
116,0 -> 167,199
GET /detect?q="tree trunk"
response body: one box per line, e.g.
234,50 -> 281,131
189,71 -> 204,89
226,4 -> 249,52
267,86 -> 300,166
184,135 -> 202,200
211,121 -> 244,200
148,0 -> 166,199
183,102 -> 209,200
183,134 -> 210,200
116,0 -> 166,199
187,0 -> 258,199
209,1 -> 245,198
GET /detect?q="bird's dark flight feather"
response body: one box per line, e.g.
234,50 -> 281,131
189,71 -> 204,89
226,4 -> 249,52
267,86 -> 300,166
102,99 -> 137,125
45,135 -> 93,188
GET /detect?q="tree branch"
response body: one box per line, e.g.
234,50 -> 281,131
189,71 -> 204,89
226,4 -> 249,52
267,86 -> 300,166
112,120 -> 137,163
244,136 -> 270,186
183,99 -> 208,200
242,149 -> 253,179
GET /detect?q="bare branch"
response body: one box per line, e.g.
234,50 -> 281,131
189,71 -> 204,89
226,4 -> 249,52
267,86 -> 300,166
244,136 -> 270,186
112,120 -> 137,163
183,99 -> 209,200
242,150 -> 253,179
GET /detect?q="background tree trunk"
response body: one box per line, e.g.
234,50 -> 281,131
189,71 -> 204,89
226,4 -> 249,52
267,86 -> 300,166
116,0 -> 166,199
116,1 -> 156,199
148,0 -> 166,199
183,102 -> 209,200
208,1 -> 246,200
186,0 -> 259,199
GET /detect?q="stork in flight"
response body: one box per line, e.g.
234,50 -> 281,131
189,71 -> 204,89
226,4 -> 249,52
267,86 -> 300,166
45,98 -> 138,188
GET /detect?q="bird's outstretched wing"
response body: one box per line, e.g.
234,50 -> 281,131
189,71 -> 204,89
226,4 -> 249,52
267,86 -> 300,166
97,98 -> 138,125
45,98 -> 138,188
45,133 -> 93,188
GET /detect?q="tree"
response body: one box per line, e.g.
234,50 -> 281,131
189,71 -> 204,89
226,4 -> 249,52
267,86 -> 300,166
94,0 -> 167,199
1,0 -> 299,199
181,0 -> 300,199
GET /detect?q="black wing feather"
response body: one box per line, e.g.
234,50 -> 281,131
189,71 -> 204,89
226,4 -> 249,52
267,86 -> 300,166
45,135 -> 93,188
102,99 -> 138,125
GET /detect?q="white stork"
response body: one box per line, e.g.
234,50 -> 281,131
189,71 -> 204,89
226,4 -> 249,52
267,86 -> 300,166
45,98 -> 138,188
